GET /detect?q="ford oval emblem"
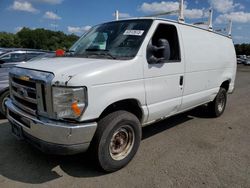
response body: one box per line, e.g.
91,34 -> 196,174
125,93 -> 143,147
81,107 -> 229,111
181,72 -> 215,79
19,76 -> 30,81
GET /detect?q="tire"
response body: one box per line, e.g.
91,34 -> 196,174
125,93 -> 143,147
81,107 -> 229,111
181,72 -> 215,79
0,89 -> 9,116
208,88 -> 227,117
90,110 -> 141,172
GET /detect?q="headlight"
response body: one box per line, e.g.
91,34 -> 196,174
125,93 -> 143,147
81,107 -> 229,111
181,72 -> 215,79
52,87 -> 87,119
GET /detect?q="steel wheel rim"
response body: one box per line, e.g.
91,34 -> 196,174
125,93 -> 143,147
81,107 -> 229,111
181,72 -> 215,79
109,126 -> 135,161
217,93 -> 225,112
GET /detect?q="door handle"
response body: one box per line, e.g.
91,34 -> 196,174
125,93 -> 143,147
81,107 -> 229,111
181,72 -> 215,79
179,76 -> 184,86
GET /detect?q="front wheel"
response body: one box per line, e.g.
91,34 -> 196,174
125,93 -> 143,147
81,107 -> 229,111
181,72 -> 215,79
0,90 -> 10,116
90,111 -> 141,172
208,88 -> 227,117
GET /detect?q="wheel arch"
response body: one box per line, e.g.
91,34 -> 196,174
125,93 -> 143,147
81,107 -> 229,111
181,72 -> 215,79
0,87 -> 10,115
0,87 -> 9,96
220,79 -> 231,92
98,98 -> 144,123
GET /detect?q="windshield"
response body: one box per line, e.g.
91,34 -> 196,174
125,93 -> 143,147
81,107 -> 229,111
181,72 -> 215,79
69,19 -> 153,60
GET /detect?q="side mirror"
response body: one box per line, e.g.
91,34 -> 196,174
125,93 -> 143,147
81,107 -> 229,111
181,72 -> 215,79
147,40 -> 158,64
147,39 -> 171,64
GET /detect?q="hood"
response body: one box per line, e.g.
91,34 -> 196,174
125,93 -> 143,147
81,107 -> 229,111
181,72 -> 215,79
17,57 -> 142,86
17,57 -> 114,75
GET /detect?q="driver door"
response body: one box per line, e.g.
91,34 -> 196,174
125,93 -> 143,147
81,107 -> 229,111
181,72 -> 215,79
144,23 -> 184,122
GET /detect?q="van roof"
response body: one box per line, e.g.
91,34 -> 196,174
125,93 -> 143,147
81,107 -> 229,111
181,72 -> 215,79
106,17 -> 232,40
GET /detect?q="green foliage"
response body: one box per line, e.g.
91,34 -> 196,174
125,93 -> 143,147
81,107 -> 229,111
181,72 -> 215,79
235,44 -> 250,55
0,32 -> 21,48
0,27 -> 79,51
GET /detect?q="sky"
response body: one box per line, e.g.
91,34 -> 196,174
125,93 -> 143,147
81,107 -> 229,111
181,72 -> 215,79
0,0 -> 250,44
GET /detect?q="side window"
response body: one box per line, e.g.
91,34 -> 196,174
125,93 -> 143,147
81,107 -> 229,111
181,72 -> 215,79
10,53 -> 26,62
0,54 -> 11,63
26,53 -> 43,61
147,24 -> 181,64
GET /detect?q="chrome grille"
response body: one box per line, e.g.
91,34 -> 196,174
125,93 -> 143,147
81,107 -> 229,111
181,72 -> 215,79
11,76 -> 38,115
9,68 -> 54,117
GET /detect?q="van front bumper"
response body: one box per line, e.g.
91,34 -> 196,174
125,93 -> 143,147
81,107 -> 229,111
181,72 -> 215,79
5,99 -> 97,155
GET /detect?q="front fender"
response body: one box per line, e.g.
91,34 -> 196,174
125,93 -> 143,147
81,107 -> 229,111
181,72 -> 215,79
79,79 -> 146,122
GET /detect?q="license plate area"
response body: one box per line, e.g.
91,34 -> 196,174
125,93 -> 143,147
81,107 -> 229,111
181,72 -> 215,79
11,123 -> 23,140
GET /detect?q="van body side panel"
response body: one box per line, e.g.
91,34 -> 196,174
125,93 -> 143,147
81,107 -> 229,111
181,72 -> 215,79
179,24 -> 236,110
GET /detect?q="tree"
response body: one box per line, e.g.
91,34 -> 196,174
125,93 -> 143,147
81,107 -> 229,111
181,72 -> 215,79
0,27 -> 79,51
235,43 -> 250,55
0,32 -> 20,48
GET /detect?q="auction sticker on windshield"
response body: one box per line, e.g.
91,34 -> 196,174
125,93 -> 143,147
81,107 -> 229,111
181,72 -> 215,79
123,30 -> 144,36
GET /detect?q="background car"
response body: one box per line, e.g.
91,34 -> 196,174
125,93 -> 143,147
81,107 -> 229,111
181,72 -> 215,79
244,58 -> 250,65
0,69 -> 10,116
0,48 -> 14,56
237,55 -> 247,64
0,49 -> 54,116
0,49 -> 52,68
27,52 -> 55,62
237,57 -> 243,64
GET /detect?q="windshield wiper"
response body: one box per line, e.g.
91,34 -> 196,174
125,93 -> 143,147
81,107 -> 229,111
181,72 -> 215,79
64,49 -> 75,56
66,49 -> 75,53
85,49 -> 116,59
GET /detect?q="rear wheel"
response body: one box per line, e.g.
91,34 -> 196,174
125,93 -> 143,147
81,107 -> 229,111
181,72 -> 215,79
208,88 -> 227,117
0,90 -> 9,116
90,111 -> 141,172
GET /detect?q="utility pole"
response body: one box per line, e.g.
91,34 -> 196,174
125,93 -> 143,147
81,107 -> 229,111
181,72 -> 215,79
115,10 -> 119,21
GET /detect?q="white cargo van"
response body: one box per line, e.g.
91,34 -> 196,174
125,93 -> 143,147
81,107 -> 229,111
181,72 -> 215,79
5,3 -> 236,172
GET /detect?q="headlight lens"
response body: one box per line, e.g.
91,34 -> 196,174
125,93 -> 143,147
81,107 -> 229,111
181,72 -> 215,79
52,87 -> 87,119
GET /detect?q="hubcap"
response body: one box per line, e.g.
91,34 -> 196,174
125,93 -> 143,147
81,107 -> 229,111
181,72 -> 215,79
217,93 -> 225,112
109,126 -> 135,161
